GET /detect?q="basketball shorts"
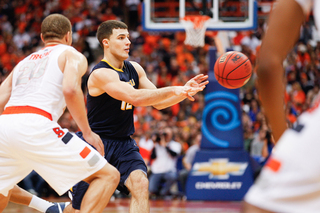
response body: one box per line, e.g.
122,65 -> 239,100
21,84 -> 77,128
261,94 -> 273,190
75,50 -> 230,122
70,133 -> 147,210
294,0 -> 320,36
295,0 -> 313,15
244,105 -> 320,212
0,112 -> 107,197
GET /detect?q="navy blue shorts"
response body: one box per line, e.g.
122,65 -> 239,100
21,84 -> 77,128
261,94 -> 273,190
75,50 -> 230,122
70,132 -> 147,210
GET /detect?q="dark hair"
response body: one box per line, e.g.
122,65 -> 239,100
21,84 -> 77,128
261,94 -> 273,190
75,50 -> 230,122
96,20 -> 128,47
154,133 -> 161,143
41,14 -> 71,41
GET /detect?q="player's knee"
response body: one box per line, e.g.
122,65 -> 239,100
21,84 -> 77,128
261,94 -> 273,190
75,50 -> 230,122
134,176 -> 149,193
137,175 -> 149,193
105,164 -> 120,184
256,57 -> 281,79
97,163 -> 120,185
256,60 -> 270,77
129,172 -> 149,194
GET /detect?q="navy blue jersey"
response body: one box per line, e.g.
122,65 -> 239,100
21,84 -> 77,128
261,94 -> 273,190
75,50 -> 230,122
86,59 -> 139,138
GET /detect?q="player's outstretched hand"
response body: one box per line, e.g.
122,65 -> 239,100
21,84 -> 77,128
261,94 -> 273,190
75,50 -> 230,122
185,74 -> 209,97
174,86 -> 204,101
83,131 -> 105,156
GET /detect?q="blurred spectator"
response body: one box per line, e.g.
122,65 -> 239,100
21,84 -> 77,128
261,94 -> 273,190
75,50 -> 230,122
138,130 -> 154,166
240,31 -> 261,54
0,15 -> 13,34
291,81 -> 306,113
149,127 -> 182,198
307,84 -> 320,107
300,72 -> 314,95
248,99 -> 260,123
178,133 -> 201,195
296,43 -> 311,68
250,124 -> 274,165
157,65 -> 171,88
112,1 -> 124,21
12,25 -> 31,50
125,0 -> 140,30
250,126 -> 267,164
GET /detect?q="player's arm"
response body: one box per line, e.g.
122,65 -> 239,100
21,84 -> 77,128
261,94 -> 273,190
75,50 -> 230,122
61,49 -> 104,156
256,0 -> 305,142
0,70 -> 14,115
88,67 -> 202,107
131,62 -> 208,110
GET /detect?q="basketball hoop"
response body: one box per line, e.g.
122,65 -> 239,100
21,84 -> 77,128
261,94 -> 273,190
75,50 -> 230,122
181,15 -> 211,47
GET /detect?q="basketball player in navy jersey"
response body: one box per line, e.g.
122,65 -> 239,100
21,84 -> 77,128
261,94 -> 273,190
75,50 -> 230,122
62,20 -> 208,213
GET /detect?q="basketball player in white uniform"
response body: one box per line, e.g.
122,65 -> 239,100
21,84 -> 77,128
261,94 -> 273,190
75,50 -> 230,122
242,0 -> 320,212
0,14 -> 120,212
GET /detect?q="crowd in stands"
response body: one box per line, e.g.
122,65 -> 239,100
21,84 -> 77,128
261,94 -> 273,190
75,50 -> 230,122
1,0 -> 320,199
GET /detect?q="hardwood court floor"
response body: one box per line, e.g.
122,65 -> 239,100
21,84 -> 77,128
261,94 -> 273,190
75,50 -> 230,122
4,197 -> 242,213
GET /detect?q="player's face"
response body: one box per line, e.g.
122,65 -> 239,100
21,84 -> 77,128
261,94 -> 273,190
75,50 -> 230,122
108,28 -> 131,60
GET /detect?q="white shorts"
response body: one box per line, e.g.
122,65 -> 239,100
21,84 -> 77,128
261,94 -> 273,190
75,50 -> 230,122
0,112 -> 107,197
295,0 -> 320,32
295,0 -> 313,16
245,104 -> 320,212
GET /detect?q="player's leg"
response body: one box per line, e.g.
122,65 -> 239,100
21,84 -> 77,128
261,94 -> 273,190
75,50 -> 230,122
255,0 -> 306,142
118,138 -> 149,213
244,106 -> 320,212
0,189 -> 12,212
9,185 -> 69,213
126,170 -> 150,213
105,137 -> 149,213
62,204 -> 78,213
67,136 -> 148,212
24,120 -> 119,213
0,115 -> 34,212
80,162 -> 119,213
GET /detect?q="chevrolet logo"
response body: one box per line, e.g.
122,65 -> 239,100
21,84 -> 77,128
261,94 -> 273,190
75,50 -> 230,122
191,158 -> 248,179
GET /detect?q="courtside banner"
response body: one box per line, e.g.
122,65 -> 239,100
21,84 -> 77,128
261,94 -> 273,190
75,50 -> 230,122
201,78 -> 244,149
186,149 -> 254,200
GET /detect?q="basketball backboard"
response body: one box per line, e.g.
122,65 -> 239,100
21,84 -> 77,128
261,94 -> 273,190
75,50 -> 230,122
142,0 -> 257,31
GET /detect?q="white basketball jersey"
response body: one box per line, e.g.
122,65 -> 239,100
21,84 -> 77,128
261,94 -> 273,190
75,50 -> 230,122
6,44 -> 76,122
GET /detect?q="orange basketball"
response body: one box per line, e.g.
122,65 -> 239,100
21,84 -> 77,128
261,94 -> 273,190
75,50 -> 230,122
214,51 -> 252,89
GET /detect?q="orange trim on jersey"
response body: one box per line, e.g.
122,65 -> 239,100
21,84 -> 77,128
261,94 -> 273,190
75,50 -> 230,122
41,44 -> 58,50
2,106 -> 53,121
80,146 -> 91,159
265,157 -> 281,172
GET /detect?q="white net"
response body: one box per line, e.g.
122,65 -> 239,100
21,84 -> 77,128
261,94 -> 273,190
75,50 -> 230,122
181,15 -> 210,47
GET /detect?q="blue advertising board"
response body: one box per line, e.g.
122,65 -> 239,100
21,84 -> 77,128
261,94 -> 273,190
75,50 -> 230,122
186,47 -> 254,201
201,82 -> 244,149
186,149 -> 254,200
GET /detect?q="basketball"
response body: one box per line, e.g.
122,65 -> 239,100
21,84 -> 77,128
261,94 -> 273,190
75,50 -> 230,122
214,51 -> 252,89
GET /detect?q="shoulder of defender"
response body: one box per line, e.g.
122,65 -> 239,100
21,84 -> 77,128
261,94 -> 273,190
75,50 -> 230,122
63,47 -> 87,62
